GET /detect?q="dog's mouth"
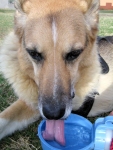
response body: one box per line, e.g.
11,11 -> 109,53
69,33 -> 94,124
40,106 -> 69,145
38,99 -> 72,145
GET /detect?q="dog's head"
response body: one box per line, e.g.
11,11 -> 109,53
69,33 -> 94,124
15,0 -> 100,119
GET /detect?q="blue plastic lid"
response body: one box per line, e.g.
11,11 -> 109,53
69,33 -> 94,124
38,114 -> 113,150
94,116 -> 113,150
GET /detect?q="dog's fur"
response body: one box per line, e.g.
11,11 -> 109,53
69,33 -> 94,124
0,0 -> 113,139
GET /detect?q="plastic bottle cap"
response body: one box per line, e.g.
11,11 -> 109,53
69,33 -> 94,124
105,130 -> 113,150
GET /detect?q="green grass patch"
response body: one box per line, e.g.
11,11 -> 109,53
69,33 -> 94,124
0,74 -> 16,111
99,16 -> 113,36
0,9 -> 15,13
0,10 -> 113,150
100,10 -> 113,13
0,11 -> 14,44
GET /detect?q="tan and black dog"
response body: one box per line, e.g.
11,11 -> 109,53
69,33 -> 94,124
0,0 -> 113,140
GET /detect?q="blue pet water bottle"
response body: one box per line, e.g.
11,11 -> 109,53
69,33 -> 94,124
38,114 -> 113,150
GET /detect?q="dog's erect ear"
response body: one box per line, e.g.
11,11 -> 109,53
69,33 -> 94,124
14,0 -> 31,14
14,0 -> 31,39
76,0 -> 99,38
85,0 -> 99,38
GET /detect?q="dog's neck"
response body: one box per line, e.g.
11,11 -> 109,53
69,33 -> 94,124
99,54 -> 109,74
72,91 -> 99,117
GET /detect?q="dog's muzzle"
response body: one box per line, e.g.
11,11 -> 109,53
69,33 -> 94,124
38,91 -> 75,120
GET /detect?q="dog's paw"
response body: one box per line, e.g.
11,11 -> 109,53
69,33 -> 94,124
0,118 -> 9,139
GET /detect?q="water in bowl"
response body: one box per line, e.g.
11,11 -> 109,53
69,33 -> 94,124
46,123 -> 91,150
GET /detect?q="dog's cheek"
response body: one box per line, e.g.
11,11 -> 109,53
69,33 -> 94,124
31,61 -> 41,86
67,62 -> 80,86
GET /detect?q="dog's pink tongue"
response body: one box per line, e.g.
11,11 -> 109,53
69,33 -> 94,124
42,120 -> 65,146
54,120 -> 65,146
42,120 -> 55,140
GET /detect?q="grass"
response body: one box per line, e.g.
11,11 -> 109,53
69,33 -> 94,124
0,9 -> 15,13
0,75 -> 16,111
0,11 -> 14,44
0,9 -> 113,150
100,10 -> 113,13
99,16 -> 113,36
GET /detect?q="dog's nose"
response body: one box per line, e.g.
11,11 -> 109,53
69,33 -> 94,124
43,105 -> 65,120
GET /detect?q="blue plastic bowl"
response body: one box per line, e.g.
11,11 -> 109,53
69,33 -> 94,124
38,114 -> 94,150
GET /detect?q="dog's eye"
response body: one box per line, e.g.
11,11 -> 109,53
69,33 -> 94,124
66,49 -> 83,62
27,49 -> 43,61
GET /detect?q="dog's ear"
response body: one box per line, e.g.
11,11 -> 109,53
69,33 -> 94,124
85,0 -> 99,38
14,0 -> 31,39
76,0 -> 99,39
76,0 -> 91,13
14,0 -> 31,14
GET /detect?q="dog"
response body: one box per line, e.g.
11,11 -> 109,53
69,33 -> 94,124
0,0 -> 113,141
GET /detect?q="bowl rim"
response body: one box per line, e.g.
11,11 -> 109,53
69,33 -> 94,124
38,113 -> 93,150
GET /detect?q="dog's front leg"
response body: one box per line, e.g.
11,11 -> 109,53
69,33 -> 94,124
0,99 -> 40,140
